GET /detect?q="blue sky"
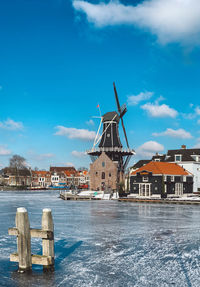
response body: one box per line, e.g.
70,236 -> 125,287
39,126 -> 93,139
1,0 -> 200,169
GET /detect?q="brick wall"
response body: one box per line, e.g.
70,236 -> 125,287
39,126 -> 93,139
89,152 -> 119,191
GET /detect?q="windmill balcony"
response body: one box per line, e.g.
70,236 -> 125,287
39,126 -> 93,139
87,147 -> 135,155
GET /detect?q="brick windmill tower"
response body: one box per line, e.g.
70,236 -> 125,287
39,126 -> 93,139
87,83 -> 135,191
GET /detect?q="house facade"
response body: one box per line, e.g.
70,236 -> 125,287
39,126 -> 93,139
31,171 -> 51,188
130,161 -> 193,198
165,145 -> 200,193
2,168 -> 32,187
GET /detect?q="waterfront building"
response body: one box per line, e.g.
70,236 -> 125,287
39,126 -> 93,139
87,83 -> 135,191
165,145 -> 200,193
2,167 -> 32,187
130,161 -> 193,198
31,171 -> 51,188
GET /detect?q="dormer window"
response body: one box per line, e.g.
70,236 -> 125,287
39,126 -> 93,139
175,155 -> 182,162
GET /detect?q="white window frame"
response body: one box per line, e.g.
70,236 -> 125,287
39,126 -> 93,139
142,176 -> 148,182
175,154 -> 182,162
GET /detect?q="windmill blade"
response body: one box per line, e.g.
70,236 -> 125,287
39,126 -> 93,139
121,116 -> 129,148
113,82 -> 121,114
123,155 -> 132,171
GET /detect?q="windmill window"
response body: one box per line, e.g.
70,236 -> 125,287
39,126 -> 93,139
109,173 -> 111,177
102,172 -> 105,179
102,162 -> 105,167
107,134 -> 110,137
96,172 -> 98,176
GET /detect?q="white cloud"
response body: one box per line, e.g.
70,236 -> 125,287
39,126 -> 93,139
153,128 -> 192,139
0,145 -> 12,156
86,119 -> 95,126
127,91 -> 153,106
72,150 -> 87,157
0,119 -> 23,130
73,0 -> 200,45
136,141 -> 164,158
141,103 -> 178,118
55,126 -> 96,141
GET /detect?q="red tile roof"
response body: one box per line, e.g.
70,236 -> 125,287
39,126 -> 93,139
131,161 -> 190,176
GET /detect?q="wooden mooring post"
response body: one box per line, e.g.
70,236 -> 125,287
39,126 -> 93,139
8,207 -> 54,273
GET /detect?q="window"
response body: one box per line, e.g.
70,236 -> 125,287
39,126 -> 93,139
164,176 -> 167,182
96,172 -> 98,176
107,134 -> 110,137
175,155 -> 182,162
171,176 -> 174,182
155,187 -> 158,190
183,176 -> 186,182
142,176 -> 148,182
109,173 -> 111,177
102,162 -> 105,167
102,172 -> 105,179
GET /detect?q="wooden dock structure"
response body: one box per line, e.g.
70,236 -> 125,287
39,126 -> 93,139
60,191 -> 101,201
118,197 -> 200,205
8,207 -> 54,272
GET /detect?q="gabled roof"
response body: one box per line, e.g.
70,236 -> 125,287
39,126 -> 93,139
131,161 -> 190,176
166,148 -> 200,162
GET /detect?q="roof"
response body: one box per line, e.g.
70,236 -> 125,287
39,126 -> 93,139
102,111 -> 120,123
131,161 -> 190,176
3,167 -> 31,176
152,154 -> 166,161
32,171 -> 51,176
166,148 -> 200,162
49,166 -> 76,173
131,160 -> 151,170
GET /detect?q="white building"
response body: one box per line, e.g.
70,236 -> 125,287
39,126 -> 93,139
165,145 -> 200,193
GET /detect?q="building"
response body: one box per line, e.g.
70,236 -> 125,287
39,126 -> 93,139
89,152 -> 118,191
87,83 -> 135,191
2,168 -> 32,187
165,145 -> 200,193
130,161 -> 193,198
31,171 -> 51,188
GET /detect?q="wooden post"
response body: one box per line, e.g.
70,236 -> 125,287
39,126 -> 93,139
15,207 -> 32,273
42,208 -> 54,271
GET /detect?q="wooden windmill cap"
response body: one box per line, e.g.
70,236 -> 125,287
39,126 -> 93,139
103,111 -> 120,122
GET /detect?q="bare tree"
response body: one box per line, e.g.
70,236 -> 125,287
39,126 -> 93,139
9,155 -> 26,170
9,155 -> 27,186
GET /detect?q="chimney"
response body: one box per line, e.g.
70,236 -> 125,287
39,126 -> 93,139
181,145 -> 186,149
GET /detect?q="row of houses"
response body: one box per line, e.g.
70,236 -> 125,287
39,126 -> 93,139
0,166 -> 89,189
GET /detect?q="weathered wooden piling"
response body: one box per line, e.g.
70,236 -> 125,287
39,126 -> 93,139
42,208 -> 54,271
15,207 -> 32,272
9,207 -> 55,272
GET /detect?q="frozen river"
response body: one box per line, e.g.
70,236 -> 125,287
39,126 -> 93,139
0,191 -> 200,287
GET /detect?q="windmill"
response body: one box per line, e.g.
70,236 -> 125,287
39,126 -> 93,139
87,82 -> 135,176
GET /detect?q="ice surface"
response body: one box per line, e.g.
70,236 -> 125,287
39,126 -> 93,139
0,190 -> 200,286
